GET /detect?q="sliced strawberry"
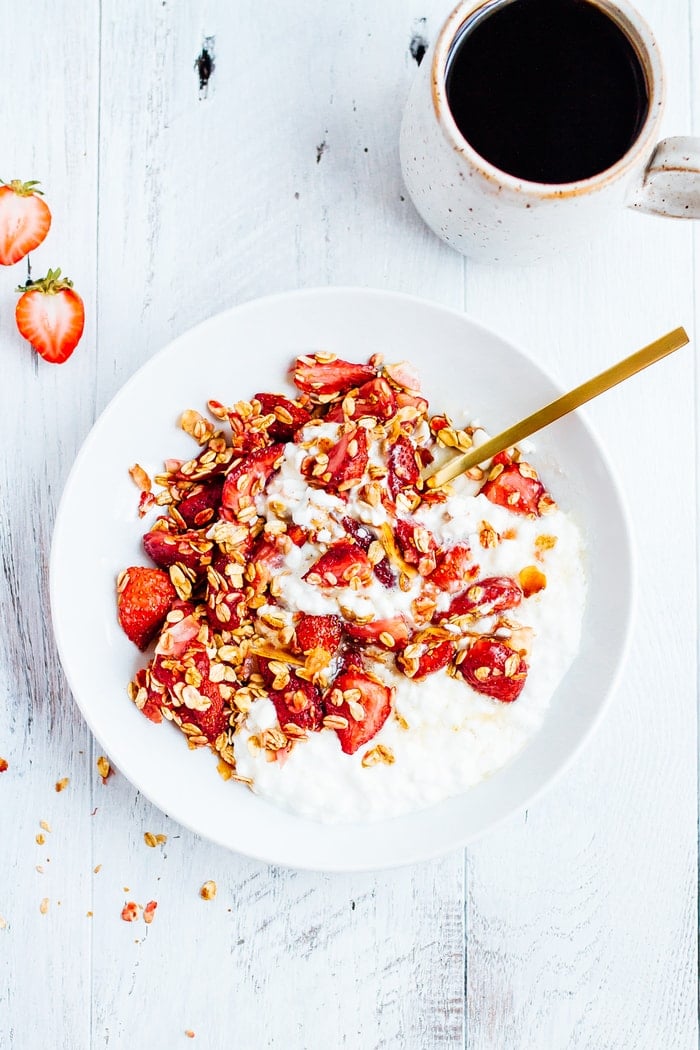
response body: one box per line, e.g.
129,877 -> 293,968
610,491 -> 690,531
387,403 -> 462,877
383,360 -> 422,393
206,579 -> 246,632
445,576 -> 523,619
191,661 -> 230,742
153,605 -> 199,660
247,536 -> 286,595
428,544 -> 476,594
268,672 -> 324,731
304,541 -> 373,588
340,517 -> 395,588
345,616 -> 410,649
397,638 -> 454,680
340,377 -> 398,422
131,667 -> 169,724
296,614 -> 343,654
326,671 -> 393,755
387,434 -> 420,499
287,524 -> 310,547
0,180 -> 51,265
15,268 -> 85,364
394,518 -> 437,569
177,479 -> 224,527
117,566 -> 177,650
480,462 -> 547,516
221,444 -> 285,519
459,637 -> 528,702
143,525 -> 212,574
313,427 -> 368,494
254,392 -> 311,440
293,355 -> 376,397
395,391 -> 429,417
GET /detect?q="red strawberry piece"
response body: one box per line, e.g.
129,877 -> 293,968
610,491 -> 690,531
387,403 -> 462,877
0,180 -> 51,265
154,607 -> 200,659
117,567 -> 177,651
221,444 -> 285,519
268,672 -> 324,731
446,576 -> 523,619
192,664 -> 230,742
340,515 -> 394,586
143,526 -> 212,574
293,354 -> 376,397
254,392 -> 312,440
287,524 -> 310,547
15,268 -> 85,364
131,666 -> 169,724
383,360 -> 422,393
296,614 -> 343,654
459,637 -> 528,702
398,638 -> 454,680
395,391 -> 428,416
177,479 -> 224,527
206,580 -> 245,632
394,518 -> 437,567
154,646 -> 229,742
387,434 -> 420,499
314,426 -> 368,494
304,541 -> 373,588
344,377 -> 398,421
248,537 -> 286,594
480,462 -> 547,517
345,616 -> 410,649
325,671 -> 393,755
429,544 -> 476,594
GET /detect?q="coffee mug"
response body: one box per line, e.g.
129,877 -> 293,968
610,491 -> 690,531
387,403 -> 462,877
400,0 -> 700,264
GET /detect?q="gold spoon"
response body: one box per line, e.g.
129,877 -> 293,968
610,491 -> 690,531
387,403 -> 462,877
424,326 -> 690,490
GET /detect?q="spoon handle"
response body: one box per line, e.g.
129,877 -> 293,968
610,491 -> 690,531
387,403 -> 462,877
425,326 -> 690,490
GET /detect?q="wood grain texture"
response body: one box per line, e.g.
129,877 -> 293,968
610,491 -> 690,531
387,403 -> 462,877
0,0 -> 697,1047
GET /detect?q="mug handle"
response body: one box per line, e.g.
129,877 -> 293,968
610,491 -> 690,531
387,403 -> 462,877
628,136 -> 700,218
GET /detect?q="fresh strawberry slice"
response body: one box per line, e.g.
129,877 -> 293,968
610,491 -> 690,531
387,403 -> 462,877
153,606 -> 199,659
177,479 -> 224,527
117,566 -> 177,650
312,427 -> 368,494
325,671 -> 393,755
335,377 -> 398,422
304,541 -> 373,588
480,462 -> 547,516
340,517 -> 395,588
221,444 -> 285,519
0,180 -> 51,265
296,614 -> 343,654
254,392 -> 312,440
345,616 -> 410,649
394,518 -> 437,567
397,638 -> 454,680
15,268 -> 85,364
143,525 -> 212,573
446,576 -> 523,619
268,672 -> 324,731
395,391 -> 429,416
191,659 -> 230,742
459,637 -> 528,702
387,434 -> 420,499
293,354 -> 376,397
428,544 -> 476,594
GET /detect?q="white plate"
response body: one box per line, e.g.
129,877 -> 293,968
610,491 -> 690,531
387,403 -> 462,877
50,287 -> 634,872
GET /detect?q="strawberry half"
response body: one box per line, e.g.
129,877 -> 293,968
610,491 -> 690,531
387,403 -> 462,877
480,462 -> 547,517
387,434 -> 420,499
221,444 -> 285,519
296,614 -> 343,654
293,354 -> 376,397
304,541 -> 373,588
445,576 -> 522,619
0,180 -> 51,265
15,268 -> 85,364
268,672 -> 324,731
117,566 -> 177,650
459,637 -> 528,703
326,670 -> 393,755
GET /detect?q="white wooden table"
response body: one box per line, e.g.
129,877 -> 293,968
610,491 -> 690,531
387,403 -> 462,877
1,1 -> 697,1047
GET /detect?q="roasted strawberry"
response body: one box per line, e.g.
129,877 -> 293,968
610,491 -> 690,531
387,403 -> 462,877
117,566 -> 177,650
296,614 -> 343,654
191,664 -> 230,742
293,354 -> 376,397
394,518 -> 437,571
480,461 -> 548,516
310,427 -> 367,494
143,525 -> 212,573
287,524 -> 310,547
131,667 -> 169,724
221,444 -> 285,519
446,576 -> 522,619
397,638 -> 454,680
269,672 -> 324,731
326,377 -> 397,422
177,479 -> 224,527
428,544 -> 476,594
206,580 -> 245,632
254,392 -> 311,441
345,616 -> 410,649
458,637 -> 528,702
326,671 -> 393,755
247,537 -> 286,595
304,541 -> 373,588
387,434 -> 420,499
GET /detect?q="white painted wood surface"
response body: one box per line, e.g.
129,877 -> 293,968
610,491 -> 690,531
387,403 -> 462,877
0,1 -> 696,1047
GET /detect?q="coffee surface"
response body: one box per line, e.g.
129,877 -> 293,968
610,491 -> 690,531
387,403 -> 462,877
445,0 -> 649,184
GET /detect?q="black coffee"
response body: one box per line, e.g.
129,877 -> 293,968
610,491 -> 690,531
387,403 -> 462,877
445,0 -> 649,184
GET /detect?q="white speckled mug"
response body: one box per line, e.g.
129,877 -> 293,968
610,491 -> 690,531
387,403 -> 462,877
400,0 -> 700,264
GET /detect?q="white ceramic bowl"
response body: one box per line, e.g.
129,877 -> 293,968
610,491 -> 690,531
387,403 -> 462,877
50,287 -> 634,871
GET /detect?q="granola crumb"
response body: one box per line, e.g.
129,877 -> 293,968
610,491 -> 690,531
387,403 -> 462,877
39,821 -> 51,833
199,880 -> 217,901
0,758 -> 8,773
86,911 -> 93,918
185,1032 -> 195,1040
55,777 -> 69,793
35,833 -> 46,846
39,898 -> 49,915
0,916 -> 7,929
96,756 -> 113,783
93,864 -> 102,874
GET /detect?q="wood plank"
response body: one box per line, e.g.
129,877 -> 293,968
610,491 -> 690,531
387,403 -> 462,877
92,2 -> 465,1047
463,0 -> 698,1046
0,3 -> 100,1048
